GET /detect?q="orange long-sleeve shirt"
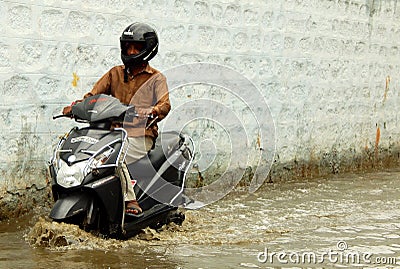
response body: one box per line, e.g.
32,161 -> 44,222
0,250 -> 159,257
84,64 -> 171,138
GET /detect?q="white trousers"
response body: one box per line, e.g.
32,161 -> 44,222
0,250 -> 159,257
117,136 -> 153,201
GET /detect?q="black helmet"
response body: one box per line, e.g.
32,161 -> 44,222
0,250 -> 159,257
120,22 -> 159,67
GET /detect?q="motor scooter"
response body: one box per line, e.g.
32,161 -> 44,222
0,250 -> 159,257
48,94 -> 195,238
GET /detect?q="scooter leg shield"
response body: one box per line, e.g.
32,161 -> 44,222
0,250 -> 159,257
49,192 -> 91,221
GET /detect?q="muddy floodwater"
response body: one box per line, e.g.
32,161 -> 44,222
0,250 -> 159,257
1,169 -> 400,268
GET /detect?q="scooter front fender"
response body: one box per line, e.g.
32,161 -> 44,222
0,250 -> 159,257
49,192 -> 91,221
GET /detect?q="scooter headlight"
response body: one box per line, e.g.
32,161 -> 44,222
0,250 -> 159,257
56,160 -> 88,188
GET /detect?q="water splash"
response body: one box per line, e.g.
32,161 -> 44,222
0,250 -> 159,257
25,192 -> 282,251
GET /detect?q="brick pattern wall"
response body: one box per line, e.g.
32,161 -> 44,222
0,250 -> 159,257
0,0 -> 399,199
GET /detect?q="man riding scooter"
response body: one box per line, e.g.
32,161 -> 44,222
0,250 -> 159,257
63,22 -> 170,217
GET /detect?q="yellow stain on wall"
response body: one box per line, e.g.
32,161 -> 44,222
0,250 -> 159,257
383,75 -> 390,102
257,133 -> 261,149
72,72 -> 80,87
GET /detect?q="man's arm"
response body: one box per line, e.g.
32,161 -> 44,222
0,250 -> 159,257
152,73 -> 171,120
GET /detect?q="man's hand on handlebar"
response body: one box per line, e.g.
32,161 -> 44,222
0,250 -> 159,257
62,99 -> 82,116
134,107 -> 158,129
62,105 -> 72,116
135,107 -> 156,119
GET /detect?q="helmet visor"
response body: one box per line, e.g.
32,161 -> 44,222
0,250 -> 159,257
121,41 -> 146,56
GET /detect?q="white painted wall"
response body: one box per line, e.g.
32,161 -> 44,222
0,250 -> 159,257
1,0 -> 400,198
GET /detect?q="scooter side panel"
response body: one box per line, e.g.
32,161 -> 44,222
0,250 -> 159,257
129,151 -> 189,209
85,175 -> 123,224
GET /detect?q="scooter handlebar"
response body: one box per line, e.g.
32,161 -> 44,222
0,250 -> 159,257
53,114 -> 73,120
52,112 -> 156,122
